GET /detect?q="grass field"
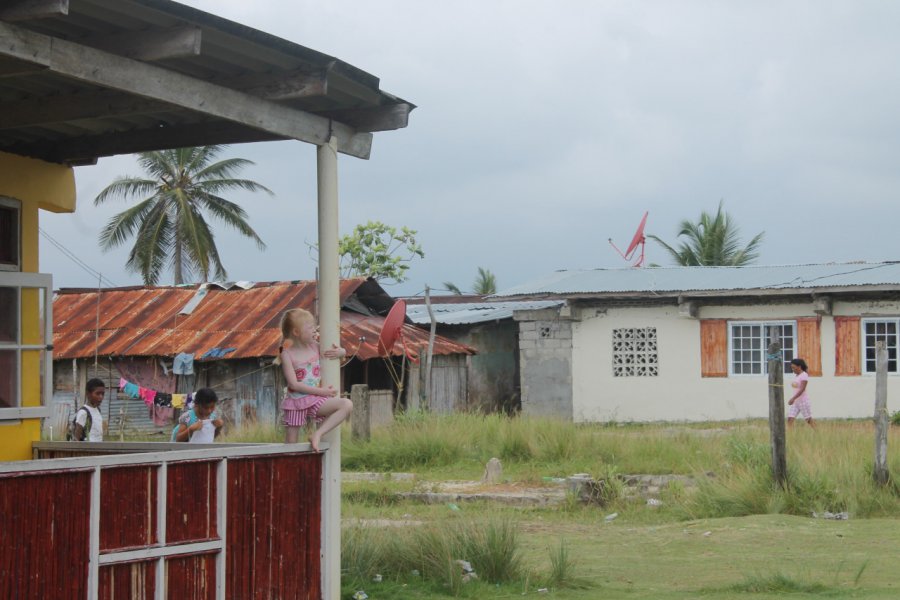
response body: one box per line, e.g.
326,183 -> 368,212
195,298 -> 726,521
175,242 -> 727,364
319,415 -> 900,598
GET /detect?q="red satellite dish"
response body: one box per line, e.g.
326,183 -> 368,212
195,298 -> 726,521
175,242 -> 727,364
609,211 -> 649,267
377,300 -> 407,357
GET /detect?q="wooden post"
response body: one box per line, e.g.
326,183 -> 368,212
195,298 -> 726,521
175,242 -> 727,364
422,285 -> 436,412
767,327 -> 787,488
350,384 -> 370,441
874,340 -> 890,486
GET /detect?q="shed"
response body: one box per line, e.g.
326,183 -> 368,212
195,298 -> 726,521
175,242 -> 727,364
406,298 -> 562,413
495,262 -> 900,422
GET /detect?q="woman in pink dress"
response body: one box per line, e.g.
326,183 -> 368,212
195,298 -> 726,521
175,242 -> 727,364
788,357 -> 815,429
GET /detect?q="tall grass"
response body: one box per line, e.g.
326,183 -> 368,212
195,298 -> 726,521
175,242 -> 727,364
223,413 -> 900,520
342,515 -> 532,595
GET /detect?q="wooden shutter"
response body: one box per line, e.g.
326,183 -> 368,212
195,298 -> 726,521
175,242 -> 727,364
834,316 -> 861,376
796,317 -> 822,376
700,319 -> 728,377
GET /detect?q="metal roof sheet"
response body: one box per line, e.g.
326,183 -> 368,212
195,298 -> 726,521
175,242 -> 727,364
53,279 -> 473,360
494,262 -> 900,298
406,301 -> 563,325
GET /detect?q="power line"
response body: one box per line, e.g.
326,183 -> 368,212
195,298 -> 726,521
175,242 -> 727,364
39,227 -> 119,287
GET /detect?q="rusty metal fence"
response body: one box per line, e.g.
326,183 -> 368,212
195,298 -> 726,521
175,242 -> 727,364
1,442 -> 331,599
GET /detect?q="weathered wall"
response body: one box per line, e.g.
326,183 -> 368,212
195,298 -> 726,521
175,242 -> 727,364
442,321 -> 519,413
517,310 -> 573,419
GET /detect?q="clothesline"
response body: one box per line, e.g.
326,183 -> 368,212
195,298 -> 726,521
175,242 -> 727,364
118,378 -> 189,409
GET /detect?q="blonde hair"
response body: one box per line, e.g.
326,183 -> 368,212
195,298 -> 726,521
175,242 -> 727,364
274,309 -> 315,365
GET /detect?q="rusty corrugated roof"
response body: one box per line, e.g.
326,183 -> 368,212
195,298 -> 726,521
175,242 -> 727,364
53,279 -> 474,361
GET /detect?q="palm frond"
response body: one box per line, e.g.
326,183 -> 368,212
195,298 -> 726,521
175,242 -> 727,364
94,178 -> 159,205
193,158 -> 262,182
98,197 -> 160,250
197,193 -> 266,249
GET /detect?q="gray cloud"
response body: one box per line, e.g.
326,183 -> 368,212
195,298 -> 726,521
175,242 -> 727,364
40,1 -> 900,295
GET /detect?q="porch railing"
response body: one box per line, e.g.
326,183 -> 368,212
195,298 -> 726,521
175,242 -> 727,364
0,441 -> 334,600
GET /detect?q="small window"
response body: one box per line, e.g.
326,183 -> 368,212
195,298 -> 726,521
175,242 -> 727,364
612,327 -> 658,377
862,318 -> 898,373
728,321 -> 795,375
0,272 -> 53,419
0,197 -> 20,272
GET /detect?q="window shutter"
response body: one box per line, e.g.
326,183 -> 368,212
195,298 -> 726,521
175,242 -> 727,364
700,319 -> 728,377
796,317 -> 822,376
834,316 -> 861,376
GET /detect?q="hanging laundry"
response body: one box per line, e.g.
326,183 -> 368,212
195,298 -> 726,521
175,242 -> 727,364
171,393 -> 186,409
173,352 -> 195,375
122,381 -> 140,399
155,393 -> 173,407
139,387 -> 156,406
152,404 -> 175,427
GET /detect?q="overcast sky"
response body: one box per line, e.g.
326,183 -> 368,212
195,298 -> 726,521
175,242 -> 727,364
40,1 -> 900,296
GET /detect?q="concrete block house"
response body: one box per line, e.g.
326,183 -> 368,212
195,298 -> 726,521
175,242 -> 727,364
496,262 -> 900,422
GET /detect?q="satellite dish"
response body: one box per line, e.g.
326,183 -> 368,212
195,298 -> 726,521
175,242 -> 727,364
377,299 -> 407,356
609,211 -> 649,267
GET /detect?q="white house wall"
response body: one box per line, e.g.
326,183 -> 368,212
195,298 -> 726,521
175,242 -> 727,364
568,301 -> 900,423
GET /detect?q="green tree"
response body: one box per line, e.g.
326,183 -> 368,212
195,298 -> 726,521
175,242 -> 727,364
648,201 -> 764,266
95,146 -> 271,285
444,267 -> 498,295
338,221 -> 424,283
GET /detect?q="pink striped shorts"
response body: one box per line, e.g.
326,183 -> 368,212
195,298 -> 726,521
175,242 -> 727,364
283,395 -> 327,427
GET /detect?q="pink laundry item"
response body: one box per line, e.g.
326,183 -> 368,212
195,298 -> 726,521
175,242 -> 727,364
139,387 -> 156,406
119,378 -> 127,390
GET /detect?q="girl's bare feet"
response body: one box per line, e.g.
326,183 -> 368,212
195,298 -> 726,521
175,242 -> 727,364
309,431 -> 321,452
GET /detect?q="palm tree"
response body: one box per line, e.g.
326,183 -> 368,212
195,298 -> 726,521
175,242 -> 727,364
95,146 -> 272,285
444,267 -> 498,296
647,201 -> 764,266
473,267 -> 497,295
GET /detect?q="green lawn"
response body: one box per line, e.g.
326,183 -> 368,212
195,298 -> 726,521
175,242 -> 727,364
335,416 -> 900,599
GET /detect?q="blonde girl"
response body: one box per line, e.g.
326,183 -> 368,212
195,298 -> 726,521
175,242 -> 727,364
276,309 -> 352,449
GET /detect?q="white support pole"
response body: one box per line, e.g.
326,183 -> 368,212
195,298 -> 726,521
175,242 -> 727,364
317,135 -> 341,599
88,466 -> 101,600
155,463 -> 167,600
216,459 -> 227,599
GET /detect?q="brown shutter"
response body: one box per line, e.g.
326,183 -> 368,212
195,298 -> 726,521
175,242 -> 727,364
796,317 -> 822,376
700,319 -> 728,377
834,316 -> 861,376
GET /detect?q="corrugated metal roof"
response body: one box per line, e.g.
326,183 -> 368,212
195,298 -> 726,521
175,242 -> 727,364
494,262 -> 900,298
53,279 -> 473,360
406,301 -> 563,325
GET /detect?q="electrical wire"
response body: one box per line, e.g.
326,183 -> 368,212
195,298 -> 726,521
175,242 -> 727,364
39,227 -> 118,287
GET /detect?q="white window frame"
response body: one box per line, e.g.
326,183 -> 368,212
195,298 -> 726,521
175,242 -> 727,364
727,320 -> 796,377
0,197 -> 21,272
861,318 -> 899,374
0,271 -> 53,420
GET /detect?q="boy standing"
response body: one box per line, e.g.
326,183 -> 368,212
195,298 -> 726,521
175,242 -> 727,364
73,378 -> 106,442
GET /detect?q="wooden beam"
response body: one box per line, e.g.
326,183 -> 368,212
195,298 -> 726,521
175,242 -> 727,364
0,0 -> 67,22
219,65 -> 328,101
0,120 -> 285,165
0,20 -> 373,158
83,25 -> 202,62
0,89 -> 171,129
316,103 -> 412,132
0,55 -> 46,77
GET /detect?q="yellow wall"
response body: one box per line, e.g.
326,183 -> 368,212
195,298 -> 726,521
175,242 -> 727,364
0,152 -> 76,461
